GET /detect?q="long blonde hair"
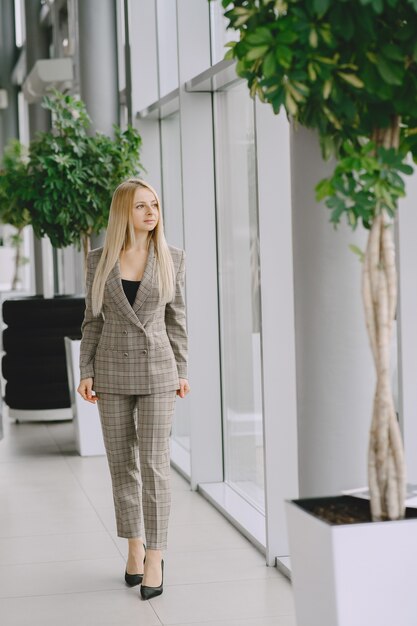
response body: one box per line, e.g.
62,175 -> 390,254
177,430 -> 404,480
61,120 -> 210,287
91,178 -> 176,317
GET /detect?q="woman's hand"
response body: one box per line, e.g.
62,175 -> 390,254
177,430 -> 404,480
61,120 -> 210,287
77,377 -> 99,403
177,378 -> 190,398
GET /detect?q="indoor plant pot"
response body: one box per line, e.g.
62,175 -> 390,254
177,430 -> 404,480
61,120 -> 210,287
64,337 -> 105,456
1,295 -> 85,421
285,494 -> 417,626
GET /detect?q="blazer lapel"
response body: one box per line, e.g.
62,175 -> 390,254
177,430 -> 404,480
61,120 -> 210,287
132,237 -> 155,314
106,237 -> 156,327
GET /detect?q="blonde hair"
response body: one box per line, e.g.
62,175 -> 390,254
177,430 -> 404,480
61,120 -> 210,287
91,178 -> 176,317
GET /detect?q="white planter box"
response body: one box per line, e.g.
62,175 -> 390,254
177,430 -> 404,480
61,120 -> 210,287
0,247 -> 15,290
64,337 -> 105,456
285,495 -> 417,626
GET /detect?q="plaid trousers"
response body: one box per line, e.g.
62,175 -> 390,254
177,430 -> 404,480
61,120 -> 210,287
96,390 -> 177,550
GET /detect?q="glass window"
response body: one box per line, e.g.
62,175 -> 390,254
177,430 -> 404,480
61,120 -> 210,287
14,0 -> 25,47
213,82 -> 265,511
116,0 -> 126,93
161,112 -> 184,249
156,0 -> 179,97
129,0 -> 158,112
160,111 -> 190,453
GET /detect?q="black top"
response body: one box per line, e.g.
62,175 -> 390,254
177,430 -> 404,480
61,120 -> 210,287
121,278 -> 141,307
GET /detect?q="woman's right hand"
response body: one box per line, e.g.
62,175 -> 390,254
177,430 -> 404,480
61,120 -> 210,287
77,378 -> 98,403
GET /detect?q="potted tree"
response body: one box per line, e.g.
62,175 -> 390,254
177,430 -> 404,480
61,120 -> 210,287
217,0 -> 417,624
1,90 -> 143,426
28,90 -> 143,262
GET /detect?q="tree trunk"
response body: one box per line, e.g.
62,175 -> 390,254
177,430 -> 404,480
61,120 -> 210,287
363,117 -> 406,521
11,228 -> 23,291
82,232 -> 91,270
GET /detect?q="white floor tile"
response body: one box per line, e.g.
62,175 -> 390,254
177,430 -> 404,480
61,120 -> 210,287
180,618 -> 296,626
0,589 -> 162,626
0,557 -> 127,598
160,548 -> 283,585
0,418 -> 296,625
0,506 -> 105,538
0,531 -> 120,565
170,471 -> 191,491
167,520 -> 254,552
169,491 -> 230,525
0,442 -> 60,462
149,577 -> 295,624
80,485 -> 116,508
2,486 -> 94,515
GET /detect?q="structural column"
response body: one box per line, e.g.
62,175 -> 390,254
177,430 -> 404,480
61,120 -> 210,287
0,0 -> 19,152
78,0 -> 119,136
24,0 -> 50,137
25,0 -> 52,296
78,0 -> 119,250
176,0 -> 223,488
396,169 -> 417,484
291,125 -> 375,497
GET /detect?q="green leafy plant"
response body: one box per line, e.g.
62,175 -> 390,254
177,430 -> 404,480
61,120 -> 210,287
27,90 -> 143,261
217,0 -> 417,522
0,141 -> 32,289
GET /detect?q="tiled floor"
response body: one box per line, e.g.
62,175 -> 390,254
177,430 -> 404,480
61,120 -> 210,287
0,413 -> 296,626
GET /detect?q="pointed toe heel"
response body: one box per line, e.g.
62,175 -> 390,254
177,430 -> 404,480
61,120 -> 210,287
124,570 -> 143,586
140,558 -> 164,600
124,543 -> 146,587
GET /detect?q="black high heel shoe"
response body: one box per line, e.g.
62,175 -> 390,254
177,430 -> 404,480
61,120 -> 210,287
124,544 -> 147,586
140,558 -> 164,600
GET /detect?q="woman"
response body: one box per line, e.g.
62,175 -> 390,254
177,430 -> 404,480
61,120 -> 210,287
77,178 -> 190,600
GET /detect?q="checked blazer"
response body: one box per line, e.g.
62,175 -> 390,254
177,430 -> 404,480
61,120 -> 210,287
79,237 -> 188,394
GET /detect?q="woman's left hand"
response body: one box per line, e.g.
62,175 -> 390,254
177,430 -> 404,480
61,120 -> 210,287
177,378 -> 190,398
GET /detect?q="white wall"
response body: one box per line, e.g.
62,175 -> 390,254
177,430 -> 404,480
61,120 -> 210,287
291,125 -> 375,497
396,168 -> 417,484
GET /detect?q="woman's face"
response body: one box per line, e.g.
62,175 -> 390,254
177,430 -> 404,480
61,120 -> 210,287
131,186 -> 159,232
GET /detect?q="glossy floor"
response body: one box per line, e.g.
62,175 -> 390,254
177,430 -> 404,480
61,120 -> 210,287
0,414 -> 296,626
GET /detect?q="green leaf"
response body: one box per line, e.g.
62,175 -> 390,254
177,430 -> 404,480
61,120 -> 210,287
246,27 -> 274,46
246,45 -> 269,61
376,57 -> 403,85
308,62 -> 317,81
349,244 -> 365,262
287,83 -> 305,103
337,72 -> 365,88
275,44 -> 293,68
315,177 -> 333,200
396,162 -> 414,175
285,90 -> 298,116
322,79 -> 332,100
309,28 -> 318,48
262,51 -> 277,78
276,30 -> 298,45
323,105 -> 342,130
371,0 -> 384,13
313,0 -> 331,13
234,13 -> 254,27
381,44 -> 404,62
320,26 -> 333,45
328,197 -> 346,224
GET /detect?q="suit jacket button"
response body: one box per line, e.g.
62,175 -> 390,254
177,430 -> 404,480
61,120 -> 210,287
122,330 -> 128,335
123,352 -> 128,357
142,349 -> 147,354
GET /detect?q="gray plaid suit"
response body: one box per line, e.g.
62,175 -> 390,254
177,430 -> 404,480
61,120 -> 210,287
79,237 -> 188,547
80,237 -> 188,392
